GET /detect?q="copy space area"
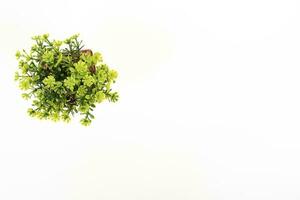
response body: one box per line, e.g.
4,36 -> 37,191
0,0 -> 300,199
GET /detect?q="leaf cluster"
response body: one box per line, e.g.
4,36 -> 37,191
15,34 -> 119,126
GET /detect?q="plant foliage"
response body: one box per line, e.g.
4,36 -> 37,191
15,34 -> 119,126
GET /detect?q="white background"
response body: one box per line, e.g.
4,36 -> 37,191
0,0 -> 300,199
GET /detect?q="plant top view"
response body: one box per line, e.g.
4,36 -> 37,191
14,34 -> 119,126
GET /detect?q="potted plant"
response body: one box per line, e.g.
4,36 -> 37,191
14,34 -> 119,126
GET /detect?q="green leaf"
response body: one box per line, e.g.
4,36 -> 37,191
62,112 -> 71,123
109,92 -> 119,102
42,51 -> 54,63
97,70 -> 107,82
53,40 -> 63,48
80,118 -> 91,126
51,112 -> 60,122
93,52 -> 102,63
64,77 -> 76,91
21,93 -> 30,100
83,75 -> 95,87
95,91 -> 106,103
15,50 -> 21,59
14,72 -> 19,81
79,104 -> 89,113
109,70 -> 118,80
74,60 -> 88,75
43,75 -> 56,88
42,33 -> 49,40
54,53 -> 63,68
70,33 -> 80,40
27,108 -> 36,117
77,85 -> 87,97
31,35 -> 41,41
19,78 -> 31,90
19,63 -> 29,74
